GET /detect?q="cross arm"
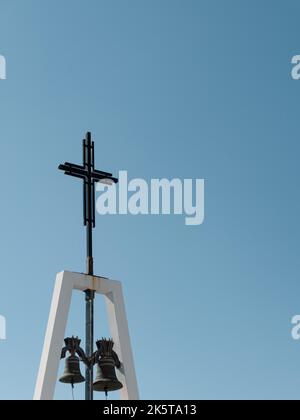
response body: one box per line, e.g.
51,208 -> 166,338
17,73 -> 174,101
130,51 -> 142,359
58,163 -> 86,180
58,163 -> 118,184
91,172 -> 119,184
65,162 -> 114,178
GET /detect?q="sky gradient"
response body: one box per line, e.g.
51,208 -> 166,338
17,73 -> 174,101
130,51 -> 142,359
0,0 -> 300,400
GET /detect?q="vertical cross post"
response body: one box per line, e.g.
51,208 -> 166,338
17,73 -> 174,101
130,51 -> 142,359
84,133 -> 95,400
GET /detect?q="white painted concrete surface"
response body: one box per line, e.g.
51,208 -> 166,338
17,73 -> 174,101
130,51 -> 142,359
34,271 -> 139,400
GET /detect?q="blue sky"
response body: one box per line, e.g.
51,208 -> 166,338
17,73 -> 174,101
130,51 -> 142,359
1,0 -> 300,400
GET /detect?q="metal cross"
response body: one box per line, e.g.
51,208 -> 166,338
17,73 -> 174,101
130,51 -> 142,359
58,132 -> 118,400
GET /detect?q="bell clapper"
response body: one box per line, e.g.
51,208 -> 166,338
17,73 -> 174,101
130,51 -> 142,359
71,380 -> 75,401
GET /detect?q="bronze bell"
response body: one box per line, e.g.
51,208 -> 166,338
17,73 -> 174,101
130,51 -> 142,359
93,339 -> 123,393
59,355 -> 85,385
93,357 -> 123,392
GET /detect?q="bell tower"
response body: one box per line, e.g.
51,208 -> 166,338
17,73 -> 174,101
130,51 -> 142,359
34,133 -> 139,400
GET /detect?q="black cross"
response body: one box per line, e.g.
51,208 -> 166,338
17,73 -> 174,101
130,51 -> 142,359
58,132 -> 118,400
59,132 -> 118,276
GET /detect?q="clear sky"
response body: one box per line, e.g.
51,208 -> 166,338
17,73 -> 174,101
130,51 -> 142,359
0,0 -> 300,400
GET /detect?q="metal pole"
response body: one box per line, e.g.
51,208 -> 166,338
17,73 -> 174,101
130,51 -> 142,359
58,132 -> 119,401
85,132 -> 94,401
85,289 -> 94,400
